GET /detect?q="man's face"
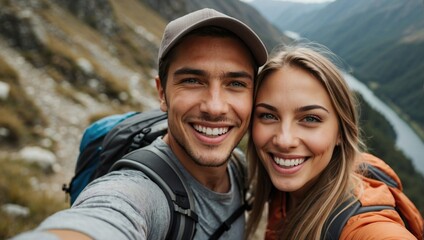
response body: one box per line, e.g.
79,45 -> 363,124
157,35 -> 254,169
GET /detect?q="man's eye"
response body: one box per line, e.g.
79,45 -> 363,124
229,81 -> 246,88
182,78 -> 199,84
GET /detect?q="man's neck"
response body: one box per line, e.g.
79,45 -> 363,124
198,168 -> 230,193
162,134 -> 231,193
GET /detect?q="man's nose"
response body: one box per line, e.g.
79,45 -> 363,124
200,85 -> 229,116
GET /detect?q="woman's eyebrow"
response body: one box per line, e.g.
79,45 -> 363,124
255,103 -> 277,112
255,103 -> 329,113
296,105 -> 329,113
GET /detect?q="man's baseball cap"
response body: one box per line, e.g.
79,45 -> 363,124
158,8 -> 268,66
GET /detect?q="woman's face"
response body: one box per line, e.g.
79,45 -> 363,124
253,66 -> 340,199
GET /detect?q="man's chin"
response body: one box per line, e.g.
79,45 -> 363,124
191,152 -> 232,167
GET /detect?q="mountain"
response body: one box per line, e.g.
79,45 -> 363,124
140,0 -> 288,49
248,0 -> 329,28
251,0 -> 424,139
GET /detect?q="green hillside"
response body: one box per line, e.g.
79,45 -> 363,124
358,94 -> 424,215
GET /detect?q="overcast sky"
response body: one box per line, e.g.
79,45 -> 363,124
241,0 -> 335,3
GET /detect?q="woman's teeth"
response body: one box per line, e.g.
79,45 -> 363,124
273,157 -> 305,167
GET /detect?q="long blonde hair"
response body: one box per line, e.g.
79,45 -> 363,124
246,44 -> 365,239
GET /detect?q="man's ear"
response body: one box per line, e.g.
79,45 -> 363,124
155,76 -> 168,112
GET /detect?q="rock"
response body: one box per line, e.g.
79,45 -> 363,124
0,127 -> 10,137
77,58 -> 93,74
0,81 -> 10,100
19,146 -> 59,173
1,203 -> 30,217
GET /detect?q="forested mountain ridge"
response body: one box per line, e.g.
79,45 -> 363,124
251,0 -> 424,139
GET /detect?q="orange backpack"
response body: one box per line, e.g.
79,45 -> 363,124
324,153 -> 424,239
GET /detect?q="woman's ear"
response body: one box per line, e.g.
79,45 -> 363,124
336,135 -> 342,146
155,76 -> 168,112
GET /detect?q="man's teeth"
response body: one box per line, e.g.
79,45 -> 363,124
193,125 -> 229,136
274,157 -> 305,167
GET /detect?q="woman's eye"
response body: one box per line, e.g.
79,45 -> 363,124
259,113 -> 276,120
302,115 -> 321,123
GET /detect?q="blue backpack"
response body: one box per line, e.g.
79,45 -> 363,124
62,108 -> 248,240
63,109 -> 167,204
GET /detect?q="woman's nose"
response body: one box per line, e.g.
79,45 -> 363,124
272,124 -> 300,150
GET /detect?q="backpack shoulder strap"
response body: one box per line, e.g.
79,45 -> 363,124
323,197 -> 361,240
110,146 -> 198,240
323,197 -> 395,239
360,162 -> 399,188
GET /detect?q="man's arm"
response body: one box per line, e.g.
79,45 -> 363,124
48,230 -> 92,240
12,170 -> 171,240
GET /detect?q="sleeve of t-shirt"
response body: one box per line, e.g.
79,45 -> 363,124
12,170 -> 171,240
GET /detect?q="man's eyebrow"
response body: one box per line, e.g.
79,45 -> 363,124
296,105 -> 329,113
173,67 -> 253,80
174,67 -> 206,77
224,71 -> 253,81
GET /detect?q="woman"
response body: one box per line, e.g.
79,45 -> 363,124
246,45 -> 423,239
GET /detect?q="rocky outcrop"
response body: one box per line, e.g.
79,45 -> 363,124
53,0 -> 120,36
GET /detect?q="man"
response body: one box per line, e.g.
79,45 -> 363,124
13,8 -> 267,240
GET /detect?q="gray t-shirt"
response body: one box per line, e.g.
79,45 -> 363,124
12,138 -> 245,240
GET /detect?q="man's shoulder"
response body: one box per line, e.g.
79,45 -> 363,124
80,169 -> 168,204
